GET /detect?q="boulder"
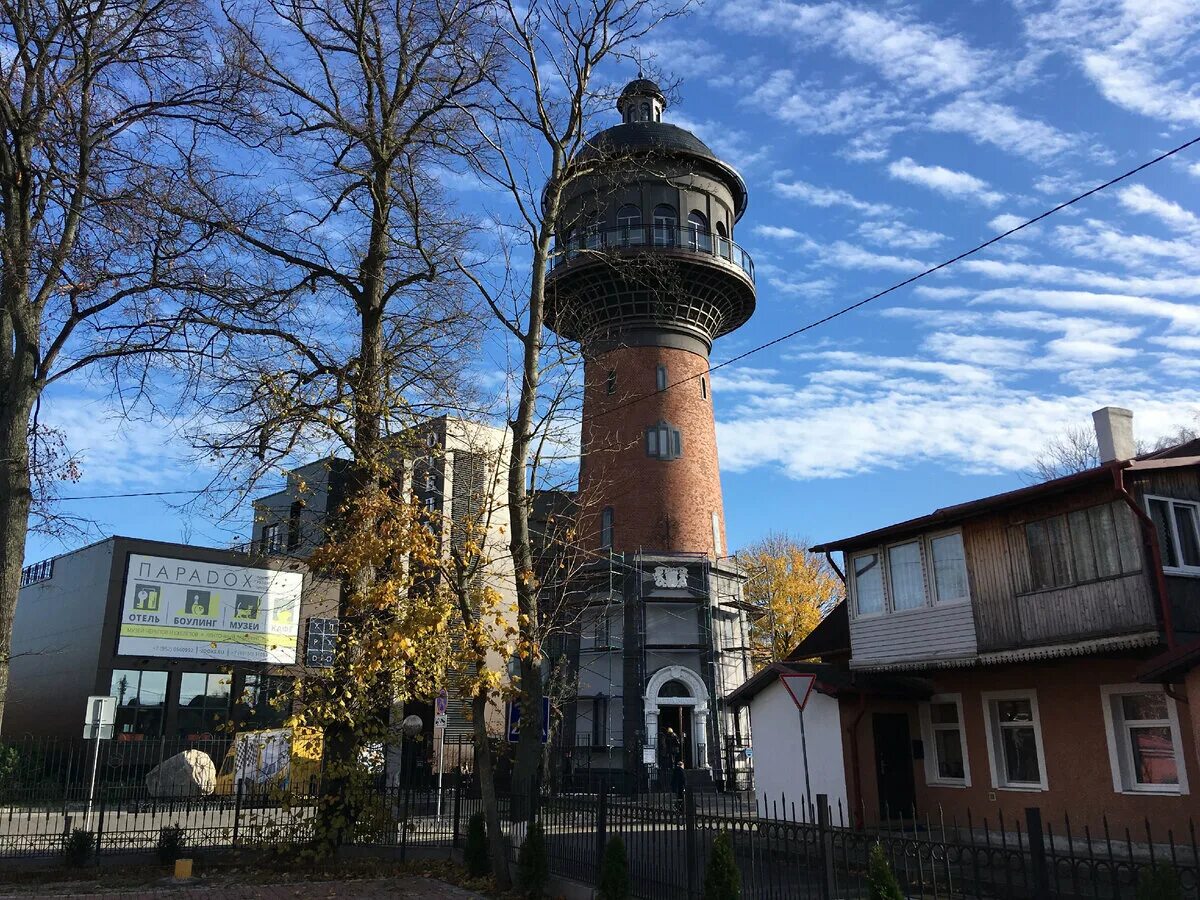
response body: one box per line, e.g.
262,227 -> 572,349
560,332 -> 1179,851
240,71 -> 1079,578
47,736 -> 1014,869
145,750 -> 216,798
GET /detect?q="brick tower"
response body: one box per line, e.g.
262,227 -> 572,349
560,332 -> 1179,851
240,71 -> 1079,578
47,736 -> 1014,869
545,79 -> 755,791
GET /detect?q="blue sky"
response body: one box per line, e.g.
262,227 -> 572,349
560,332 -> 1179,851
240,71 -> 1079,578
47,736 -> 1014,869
27,0 -> 1200,563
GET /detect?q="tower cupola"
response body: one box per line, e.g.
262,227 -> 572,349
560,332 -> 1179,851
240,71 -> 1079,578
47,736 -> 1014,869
617,77 -> 666,123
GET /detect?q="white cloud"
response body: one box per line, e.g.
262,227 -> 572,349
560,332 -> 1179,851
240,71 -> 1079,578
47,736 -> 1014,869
922,332 -> 1032,368
988,213 -> 1035,234
1151,334 -> 1200,351
887,157 -> 1004,205
970,287 -> 1200,332
1116,184 -> 1200,232
1054,220 -> 1200,268
1190,162 -> 1200,178
930,98 -> 1077,161
753,225 -> 803,240
857,221 -> 946,251
820,241 -> 927,273
768,276 -> 837,297
960,258 -> 1200,297
772,179 -> 892,215
745,70 -> 899,135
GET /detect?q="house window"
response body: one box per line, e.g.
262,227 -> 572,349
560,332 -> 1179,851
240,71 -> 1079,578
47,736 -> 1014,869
983,691 -> 1047,790
263,523 -> 283,553
656,364 -> 667,392
601,506 -> 614,549
887,541 -> 925,611
930,532 -> 969,603
646,421 -> 682,460
1024,500 -> 1142,590
1147,496 -> 1200,574
606,369 -> 616,395
853,551 -> 884,615
1101,685 -> 1189,794
920,694 -> 969,787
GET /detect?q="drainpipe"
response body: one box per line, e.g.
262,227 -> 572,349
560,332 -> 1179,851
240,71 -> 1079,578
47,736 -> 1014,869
844,691 -> 868,830
824,551 -> 846,584
1111,464 -> 1176,649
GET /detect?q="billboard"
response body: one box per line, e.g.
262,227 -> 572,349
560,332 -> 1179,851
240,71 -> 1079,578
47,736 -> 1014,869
118,554 -> 303,664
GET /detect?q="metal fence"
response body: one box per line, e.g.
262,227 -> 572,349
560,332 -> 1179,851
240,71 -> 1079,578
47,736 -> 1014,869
0,734 -> 1194,899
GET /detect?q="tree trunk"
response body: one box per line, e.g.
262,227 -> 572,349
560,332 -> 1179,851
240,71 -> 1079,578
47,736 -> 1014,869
472,689 -> 510,888
0,395 -> 33,735
508,242 -> 549,804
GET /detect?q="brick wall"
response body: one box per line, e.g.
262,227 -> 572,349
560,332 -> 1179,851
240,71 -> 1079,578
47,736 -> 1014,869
578,344 -> 727,556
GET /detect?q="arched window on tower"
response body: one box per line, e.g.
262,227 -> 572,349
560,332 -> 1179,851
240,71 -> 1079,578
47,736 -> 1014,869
715,220 -> 730,259
653,204 -> 676,246
646,421 -> 682,460
601,507 -> 614,549
640,101 -> 651,121
688,210 -> 710,252
617,204 -> 642,246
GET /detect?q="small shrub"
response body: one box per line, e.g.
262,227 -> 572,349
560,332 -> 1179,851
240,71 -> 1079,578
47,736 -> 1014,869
703,830 -> 740,900
867,842 -> 904,900
63,828 -> 94,867
464,811 -> 490,877
1136,864 -> 1184,900
597,834 -> 632,900
157,823 -> 186,864
517,819 -> 549,898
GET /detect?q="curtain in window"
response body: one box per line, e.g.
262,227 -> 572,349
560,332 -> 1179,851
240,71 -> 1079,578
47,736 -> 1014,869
930,533 -> 967,602
854,552 -> 884,614
888,541 -> 925,610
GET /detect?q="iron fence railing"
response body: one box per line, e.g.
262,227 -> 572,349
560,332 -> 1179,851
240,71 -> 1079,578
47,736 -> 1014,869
547,225 -> 755,281
0,734 -> 1193,899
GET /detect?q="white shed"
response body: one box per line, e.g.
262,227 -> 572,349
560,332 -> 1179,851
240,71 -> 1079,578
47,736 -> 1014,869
730,663 -> 849,822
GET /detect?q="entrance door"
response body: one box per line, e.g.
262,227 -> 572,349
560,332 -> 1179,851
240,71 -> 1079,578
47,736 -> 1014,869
660,706 -> 695,768
872,713 -> 916,820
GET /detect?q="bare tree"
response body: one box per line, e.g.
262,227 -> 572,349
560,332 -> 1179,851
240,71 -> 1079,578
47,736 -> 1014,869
458,0 -> 689,800
0,0 -> 242,731
171,0 -> 497,846
1028,413 -> 1200,483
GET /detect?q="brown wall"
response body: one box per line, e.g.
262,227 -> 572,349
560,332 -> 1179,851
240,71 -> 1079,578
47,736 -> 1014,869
578,344 -> 726,555
840,656 -> 1198,835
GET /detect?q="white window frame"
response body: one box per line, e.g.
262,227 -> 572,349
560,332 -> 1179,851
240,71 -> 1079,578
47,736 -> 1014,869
1100,684 -> 1190,796
848,529 -> 970,619
928,530 -> 970,605
981,690 -> 1048,791
850,550 -> 886,618
885,538 -> 930,612
1145,494 -> 1200,577
919,693 -> 971,788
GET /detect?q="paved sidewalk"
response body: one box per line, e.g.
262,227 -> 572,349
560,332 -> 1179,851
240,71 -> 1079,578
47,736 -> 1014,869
0,875 -> 488,898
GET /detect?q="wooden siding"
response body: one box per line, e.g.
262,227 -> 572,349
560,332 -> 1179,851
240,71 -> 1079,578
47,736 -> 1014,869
1136,468 -> 1200,636
962,483 -> 1159,651
848,601 -> 976,668
1015,572 -> 1155,644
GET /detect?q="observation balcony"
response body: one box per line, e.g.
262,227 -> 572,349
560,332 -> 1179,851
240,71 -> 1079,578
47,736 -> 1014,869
547,225 -> 755,283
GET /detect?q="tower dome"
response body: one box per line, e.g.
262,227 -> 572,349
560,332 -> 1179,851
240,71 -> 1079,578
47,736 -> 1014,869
617,78 -> 666,123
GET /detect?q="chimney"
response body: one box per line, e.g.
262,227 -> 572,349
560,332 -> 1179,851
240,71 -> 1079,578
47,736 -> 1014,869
1093,407 -> 1135,463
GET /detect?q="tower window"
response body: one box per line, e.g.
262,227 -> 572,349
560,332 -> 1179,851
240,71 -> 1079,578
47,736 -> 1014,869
653,205 -> 676,246
641,101 -> 650,121
646,421 -> 682,460
656,364 -> 667,391
688,210 -> 710,251
701,376 -> 707,399
617,204 -> 642,244
606,369 -> 616,395
601,506 -> 614,549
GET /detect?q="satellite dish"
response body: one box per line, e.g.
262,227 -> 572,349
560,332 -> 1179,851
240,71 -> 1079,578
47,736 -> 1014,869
401,714 -> 423,737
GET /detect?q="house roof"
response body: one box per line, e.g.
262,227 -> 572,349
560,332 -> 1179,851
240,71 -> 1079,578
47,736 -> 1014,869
726,660 -> 932,708
1137,636 -> 1200,683
813,450 -> 1200,554
786,601 -> 849,661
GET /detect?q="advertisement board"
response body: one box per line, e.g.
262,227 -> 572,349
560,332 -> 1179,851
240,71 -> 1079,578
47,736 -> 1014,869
117,553 -> 303,663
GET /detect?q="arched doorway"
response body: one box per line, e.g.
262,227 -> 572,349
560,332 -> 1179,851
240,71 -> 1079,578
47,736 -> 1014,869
645,665 -> 711,771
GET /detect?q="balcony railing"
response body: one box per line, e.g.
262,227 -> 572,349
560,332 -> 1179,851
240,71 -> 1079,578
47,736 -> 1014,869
548,225 -> 755,282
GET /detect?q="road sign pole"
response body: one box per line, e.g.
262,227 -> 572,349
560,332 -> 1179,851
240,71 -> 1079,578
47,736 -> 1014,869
84,698 -> 103,831
799,706 -> 812,818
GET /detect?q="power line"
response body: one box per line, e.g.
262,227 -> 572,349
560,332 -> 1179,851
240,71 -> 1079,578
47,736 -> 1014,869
592,132 -> 1200,421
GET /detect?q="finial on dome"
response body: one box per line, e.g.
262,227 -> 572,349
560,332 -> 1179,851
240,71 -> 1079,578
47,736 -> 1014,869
617,76 -> 666,124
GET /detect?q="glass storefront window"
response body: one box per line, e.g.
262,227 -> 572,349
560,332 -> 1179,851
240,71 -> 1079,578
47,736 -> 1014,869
235,675 -> 294,730
110,669 -> 168,739
176,672 -> 232,739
